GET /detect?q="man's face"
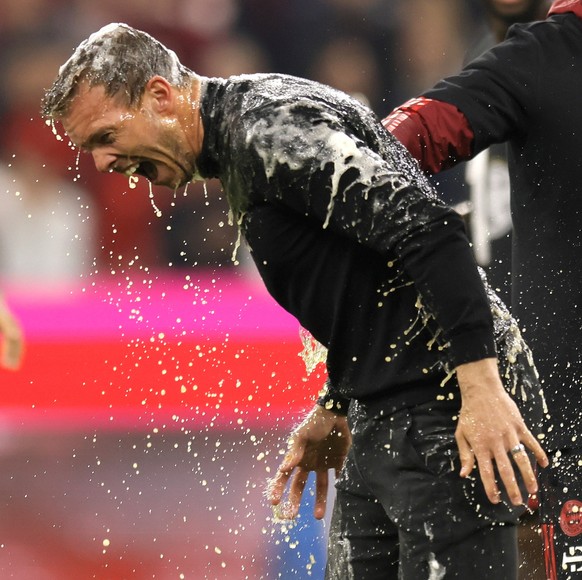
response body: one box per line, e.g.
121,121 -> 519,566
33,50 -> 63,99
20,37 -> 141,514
483,0 -> 545,20
62,82 -> 196,189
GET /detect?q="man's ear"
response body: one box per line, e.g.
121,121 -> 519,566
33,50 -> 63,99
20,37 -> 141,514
145,76 -> 174,113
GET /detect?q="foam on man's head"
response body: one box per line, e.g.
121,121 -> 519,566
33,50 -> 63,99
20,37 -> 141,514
42,22 -> 190,118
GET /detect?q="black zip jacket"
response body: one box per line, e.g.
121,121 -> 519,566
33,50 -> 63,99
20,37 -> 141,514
195,73 -> 499,409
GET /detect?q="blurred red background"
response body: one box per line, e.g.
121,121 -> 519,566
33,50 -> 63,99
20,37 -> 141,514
0,273 -> 328,579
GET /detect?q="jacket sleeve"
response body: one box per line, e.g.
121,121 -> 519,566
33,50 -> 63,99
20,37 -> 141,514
243,102 -> 496,366
382,97 -> 474,174
383,22 -> 538,172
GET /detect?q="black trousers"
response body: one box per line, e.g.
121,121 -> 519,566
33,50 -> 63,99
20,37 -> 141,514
326,397 -> 525,579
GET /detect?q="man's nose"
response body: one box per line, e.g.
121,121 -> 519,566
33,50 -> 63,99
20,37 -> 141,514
92,150 -> 115,173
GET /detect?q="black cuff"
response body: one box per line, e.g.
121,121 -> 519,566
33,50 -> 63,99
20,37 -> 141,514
316,381 -> 350,416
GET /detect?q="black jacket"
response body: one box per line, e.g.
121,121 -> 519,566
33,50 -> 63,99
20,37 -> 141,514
195,73 -> 516,410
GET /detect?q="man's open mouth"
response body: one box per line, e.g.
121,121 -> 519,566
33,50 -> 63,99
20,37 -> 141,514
122,161 -> 158,182
134,161 -> 158,182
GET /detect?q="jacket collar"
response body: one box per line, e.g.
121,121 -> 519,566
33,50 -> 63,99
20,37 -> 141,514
549,0 -> 582,17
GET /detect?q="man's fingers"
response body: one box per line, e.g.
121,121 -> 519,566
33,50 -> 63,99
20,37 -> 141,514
2,335 -> 23,369
510,445 -> 538,497
0,309 -> 24,370
313,470 -> 329,520
494,450 -> 523,505
522,430 -> 549,468
475,456 -> 501,504
270,468 -> 331,521
509,430 -> 547,496
481,433 -> 545,506
287,469 -> 310,519
285,469 -> 331,520
268,468 -> 292,505
456,433 -> 476,478
279,432 -> 309,473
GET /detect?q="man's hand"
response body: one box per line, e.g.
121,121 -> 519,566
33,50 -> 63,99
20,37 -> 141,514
0,295 -> 24,370
267,404 -> 351,520
455,358 -> 548,505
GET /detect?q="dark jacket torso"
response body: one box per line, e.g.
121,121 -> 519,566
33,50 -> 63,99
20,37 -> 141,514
195,73 -> 507,409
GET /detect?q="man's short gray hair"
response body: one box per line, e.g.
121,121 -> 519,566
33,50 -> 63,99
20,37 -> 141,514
42,22 -> 191,118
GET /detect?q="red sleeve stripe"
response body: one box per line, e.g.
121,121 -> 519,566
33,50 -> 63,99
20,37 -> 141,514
542,523 -> 558,580
382,97 -> 474,174
382,97 -> 429,133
